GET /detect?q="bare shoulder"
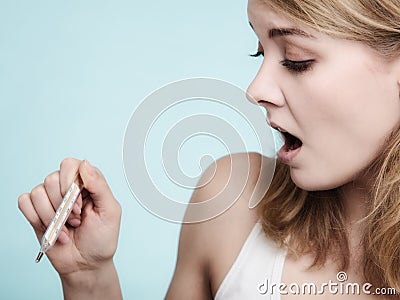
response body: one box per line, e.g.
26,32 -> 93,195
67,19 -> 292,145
166,153 -> 275,299
197,153 -> 274,296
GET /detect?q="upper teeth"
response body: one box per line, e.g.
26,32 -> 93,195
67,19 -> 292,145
277,127 -> 283,132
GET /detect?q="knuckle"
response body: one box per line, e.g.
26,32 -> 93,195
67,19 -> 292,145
30,184 -> 45,201
60,157 -> 78,170
93,165 -> 101,174
44,171 -> 59,187
17,193 -> 29,210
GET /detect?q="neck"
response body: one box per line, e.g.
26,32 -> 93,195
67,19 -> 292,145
338,181 -> 370,269
339,181 -> 369,225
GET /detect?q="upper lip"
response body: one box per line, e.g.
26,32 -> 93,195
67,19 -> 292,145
268,121 -> 288,133
268,120 -> 303,143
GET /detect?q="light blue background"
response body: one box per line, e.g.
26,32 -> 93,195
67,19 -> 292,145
1,0 -> 265,299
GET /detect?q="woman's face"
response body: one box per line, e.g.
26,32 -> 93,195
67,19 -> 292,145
247,0 -> 400,191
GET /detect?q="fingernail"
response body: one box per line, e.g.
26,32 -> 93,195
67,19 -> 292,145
85,160 -> 96,176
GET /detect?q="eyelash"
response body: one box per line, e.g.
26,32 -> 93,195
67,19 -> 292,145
281,59 -> 314,73
250,51 -> 314,74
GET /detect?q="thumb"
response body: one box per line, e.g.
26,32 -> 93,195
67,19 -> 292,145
79,160 -> 115,211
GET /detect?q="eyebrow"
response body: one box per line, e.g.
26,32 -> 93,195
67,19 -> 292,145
249,22 -> 315,39
269,28 -> 314,38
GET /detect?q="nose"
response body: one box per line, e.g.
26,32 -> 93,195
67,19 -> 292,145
246,62 -> 285,108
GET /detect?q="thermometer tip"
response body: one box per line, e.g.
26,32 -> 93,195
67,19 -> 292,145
35,251 -> 44,263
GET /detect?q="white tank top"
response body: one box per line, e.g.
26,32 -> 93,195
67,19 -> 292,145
214,221 -> 287,300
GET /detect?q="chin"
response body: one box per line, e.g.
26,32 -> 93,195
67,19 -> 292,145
289,167 -> 346,192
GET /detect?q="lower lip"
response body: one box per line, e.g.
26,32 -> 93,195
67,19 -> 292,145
278,145 -> 302,164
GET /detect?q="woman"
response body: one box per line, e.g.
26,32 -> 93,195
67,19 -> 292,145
18,0 -> 400,299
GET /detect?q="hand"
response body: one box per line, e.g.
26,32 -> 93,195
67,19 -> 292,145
18,158 -> 122,279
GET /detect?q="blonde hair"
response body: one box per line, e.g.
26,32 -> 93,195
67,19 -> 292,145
263,0 -> 400,59
258,0 -> 400,295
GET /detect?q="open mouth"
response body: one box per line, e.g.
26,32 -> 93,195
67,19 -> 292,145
269,121 -> 303,163
282,131 -> 303,152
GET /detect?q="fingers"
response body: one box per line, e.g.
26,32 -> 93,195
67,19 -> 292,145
59,158 -> 83,224
79,160 -> 119,213
44,169 -> 82,227
18,186 -> 70,244
18,193 -> 46,235
59,158 -> 81,196
44,171 -> 62,210
30,184 -> 56,228
18,158 -> 121,245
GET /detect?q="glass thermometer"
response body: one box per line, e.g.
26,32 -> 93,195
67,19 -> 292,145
35,173 -> 84,263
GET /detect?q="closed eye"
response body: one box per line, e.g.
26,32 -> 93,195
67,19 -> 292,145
280,59 -> 314,73
249,42 -> 314,74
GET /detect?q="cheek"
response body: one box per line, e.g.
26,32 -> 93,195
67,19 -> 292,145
285,58 -> 400,190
